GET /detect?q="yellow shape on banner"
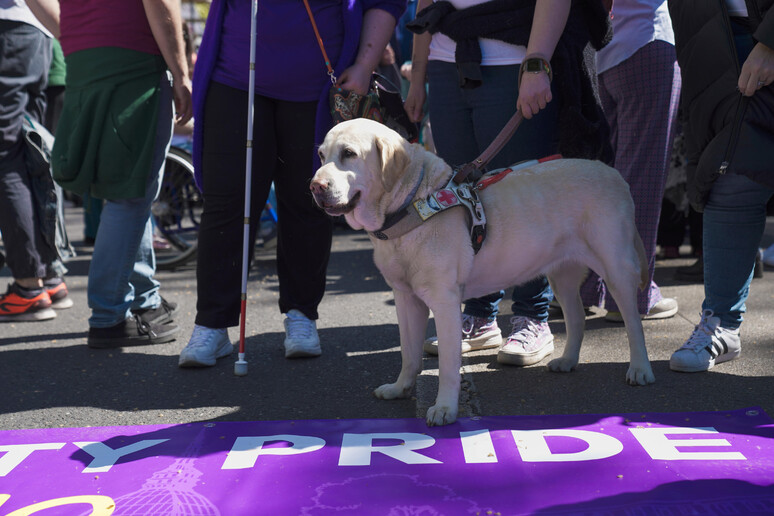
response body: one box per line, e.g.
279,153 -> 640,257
2,495 -> 115,515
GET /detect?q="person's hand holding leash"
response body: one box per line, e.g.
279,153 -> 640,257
517,67 -> 552,119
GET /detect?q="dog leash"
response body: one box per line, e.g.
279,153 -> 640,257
452,109 -> 524,184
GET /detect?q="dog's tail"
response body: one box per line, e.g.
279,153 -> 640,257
635,232 -> 648,291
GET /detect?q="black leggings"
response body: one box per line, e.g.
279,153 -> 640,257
195,81 -> 333,328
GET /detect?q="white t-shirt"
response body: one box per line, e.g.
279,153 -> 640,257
428,0 -> 526,65
726,0 -> 748,16
0,0 -> 52,37
595,0 -> 674,74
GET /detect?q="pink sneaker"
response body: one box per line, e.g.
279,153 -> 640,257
497,315 -> 554,366
423,314 -> 503,355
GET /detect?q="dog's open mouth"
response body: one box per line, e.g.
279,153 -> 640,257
322,191 -> 361,216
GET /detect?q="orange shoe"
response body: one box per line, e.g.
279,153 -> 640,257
44,278 -> 74,309
0,283 -> 57,322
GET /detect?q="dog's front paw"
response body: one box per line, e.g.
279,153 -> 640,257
626,364 -> 655,386
547,357 -> 577,373
426,404 -> 458,426
374,382 -> 412,400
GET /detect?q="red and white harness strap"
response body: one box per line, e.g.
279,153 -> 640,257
474,154 -> 563,191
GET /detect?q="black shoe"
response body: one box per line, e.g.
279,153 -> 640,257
675,257 -> 704,283
87,314 -> 179,348
132,297 -> 179,325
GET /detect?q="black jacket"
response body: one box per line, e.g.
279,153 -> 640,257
669,0 -> 774,211
408,0 -> 614,164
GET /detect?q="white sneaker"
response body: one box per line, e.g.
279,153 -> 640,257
605,297 -> 678,322
284,309 -> 321,358
178,324 -> 234,367
423,314 -> 503,355
497,315 -> 554,366
669,310 -> 741,372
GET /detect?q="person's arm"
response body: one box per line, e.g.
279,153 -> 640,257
404,0 -> 432,123
24,0 -> 60,38
141,0 -> 193,125
336,8 -> 398,95
517,0 -> 571,119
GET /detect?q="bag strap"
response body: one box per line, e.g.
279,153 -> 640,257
303,0 -> 337,84
452,109 -> 524,184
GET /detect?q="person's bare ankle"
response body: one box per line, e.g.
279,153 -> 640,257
15,278 -> 43,290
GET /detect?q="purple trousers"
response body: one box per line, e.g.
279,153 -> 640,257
580,40 -> 681,313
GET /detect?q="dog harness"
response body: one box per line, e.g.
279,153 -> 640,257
369,154 -> 562,253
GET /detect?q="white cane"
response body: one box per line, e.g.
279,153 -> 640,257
235,0 -> 259,376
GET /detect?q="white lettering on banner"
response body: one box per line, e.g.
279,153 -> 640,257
0,443 -> 66,477
460,430 -> 498,463
339,433 -> 442,466
0,425 -> 750,476
629,426 -> 747,460
221,435 -> 326,469
512,430 -> 624,462
74,440 -> 169,473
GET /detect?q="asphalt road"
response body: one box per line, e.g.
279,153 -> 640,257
1,207 -> 774,431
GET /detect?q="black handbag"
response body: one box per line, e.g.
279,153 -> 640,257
304,0 -> 419,142
692,89 -> 774,210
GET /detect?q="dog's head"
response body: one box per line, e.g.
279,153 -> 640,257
310,118 -> 412,231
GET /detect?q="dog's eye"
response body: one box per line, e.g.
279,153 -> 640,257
318,150 -> 325,162
340,148 -> 357,160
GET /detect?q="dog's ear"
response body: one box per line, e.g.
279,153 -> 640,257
375,133 -> 410,192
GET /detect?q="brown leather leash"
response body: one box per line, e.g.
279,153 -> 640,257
451,109 -> 524,184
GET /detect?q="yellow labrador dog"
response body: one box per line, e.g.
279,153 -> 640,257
311,118 -> 654,426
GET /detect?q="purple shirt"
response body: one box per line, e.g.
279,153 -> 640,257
192,0 -> 407,189
212,0 -> 344,101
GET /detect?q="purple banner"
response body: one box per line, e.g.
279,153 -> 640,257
1,408 -> 773,515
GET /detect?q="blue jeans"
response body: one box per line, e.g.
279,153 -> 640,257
427,60 -> 558,321
702,173 -> 773,329
88,73 -> 173,328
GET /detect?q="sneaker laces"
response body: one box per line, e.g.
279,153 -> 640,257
133,314 -> 158,338
680,310 -> 717,352
507,316 -> 543,345
286,314 -> 315,340
462,314 -> 489,337
186,325 -> 222,350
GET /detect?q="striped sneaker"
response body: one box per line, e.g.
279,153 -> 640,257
669,310 -> 741,372
0,283 -> 56,322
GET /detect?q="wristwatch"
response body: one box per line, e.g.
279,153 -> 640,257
520,57 -> 553,83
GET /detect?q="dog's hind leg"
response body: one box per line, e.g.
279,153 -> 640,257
600,265 -> 655,386
546,263 -> 588,373
374,289 -> 429,400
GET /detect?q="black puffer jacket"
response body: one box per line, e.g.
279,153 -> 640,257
669,0 -> 774,211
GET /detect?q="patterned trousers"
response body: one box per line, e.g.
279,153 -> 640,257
580,40 -> 682,313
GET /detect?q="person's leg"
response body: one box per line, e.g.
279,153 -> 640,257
0,21 -> 52,284
670,173 -> 773,372
129,73 -> 174,313
582,41 -> 681,318
87,73 -> 173,328
467,64 -> 560,324
702,174 -> 774,328
272,99 -> 331,358
273,99 -> 332,320
195,83 -> 276,329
